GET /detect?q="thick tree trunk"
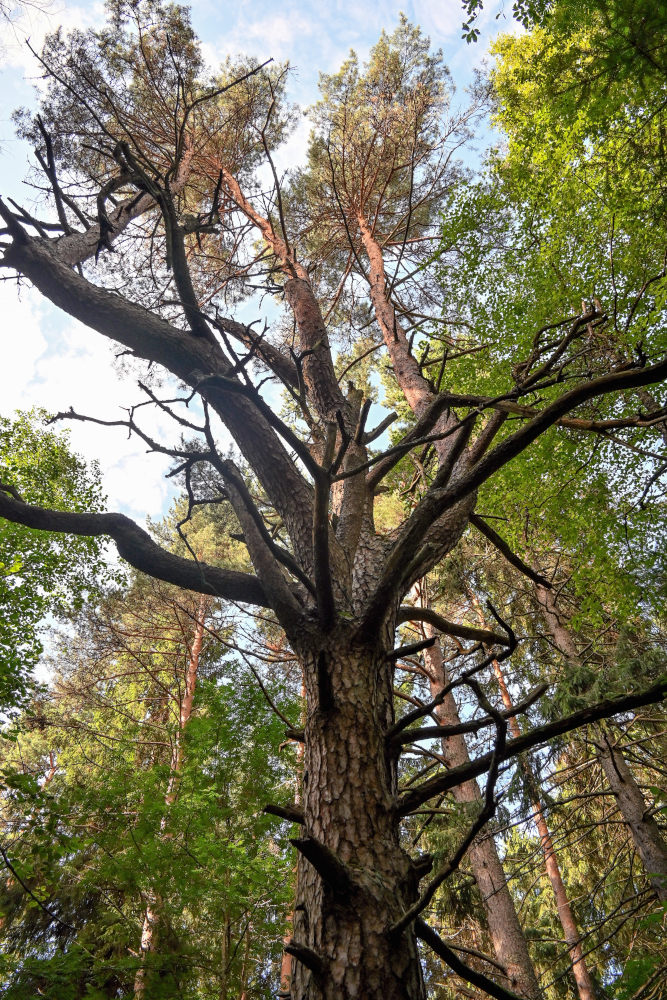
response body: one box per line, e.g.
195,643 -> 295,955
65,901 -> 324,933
420,626 -> 541,1000
290,628 -> 425,1000
598,743 -> 667,902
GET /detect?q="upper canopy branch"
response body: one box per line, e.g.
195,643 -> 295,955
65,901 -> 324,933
358,352 -> 667,633
0,217 -> 315,558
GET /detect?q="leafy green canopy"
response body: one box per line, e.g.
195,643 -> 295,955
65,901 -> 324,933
433,2 -> 667,621
0,411 -> 107,714
0,574 -> 296,999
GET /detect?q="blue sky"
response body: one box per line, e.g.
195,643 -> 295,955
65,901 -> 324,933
0,0 -> 513,521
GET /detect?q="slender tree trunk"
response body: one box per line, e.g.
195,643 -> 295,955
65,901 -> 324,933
489,658 -> 598,1000
466,590 -> 598,1000
534,583 -> 667,903
290,628 -> 425,1000
418,625 -> 542,999
220,913 -> 231,999
280,681 -> 305,998
134,596 -> 209,1000
598,741 -> 667,902
239,923 -> 251,1000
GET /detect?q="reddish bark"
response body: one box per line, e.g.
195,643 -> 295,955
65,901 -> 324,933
134,596 -> 210,1000
465,589 -> 598,1000
419,624 -> 542,1000
490,660 -> 598,1000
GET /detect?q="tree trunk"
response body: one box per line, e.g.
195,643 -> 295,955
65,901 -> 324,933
465,587 -> 597,1000
290,628 -> 425,1000
220,913 -> 231,999
420,625 -> 542,1000
134,596 -> 209,999
489,657 -> 598,1000
598,742 -> 667,902
239,923 -> 251,1000
281,681 -> 306,998
534,582 -> 667,904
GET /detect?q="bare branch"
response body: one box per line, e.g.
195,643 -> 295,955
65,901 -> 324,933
415,919 -> 523,1000
398,680 -> 667,816
0,486 -> 268,607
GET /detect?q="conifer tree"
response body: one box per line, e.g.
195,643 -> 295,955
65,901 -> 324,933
0,3 -> 665,998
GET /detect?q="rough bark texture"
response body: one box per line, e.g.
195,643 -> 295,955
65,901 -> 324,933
420,627 -> 541,1000
290,629 -> 425,1000
535,582 -> 667,904
134,598 -> 209,999
490,658 -> 597,1000
599,744 -> 667,902
1,49 -> 666,999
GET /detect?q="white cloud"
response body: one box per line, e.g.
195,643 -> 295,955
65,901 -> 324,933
413,0 -> 464,40
0,1 -> 105,73
0,282 -> 48,409
0,281 -> 181,520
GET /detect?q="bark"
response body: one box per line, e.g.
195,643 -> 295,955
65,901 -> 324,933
239,925 -> 251,1000
280,681 -> 305,999
1,78 -> 666,1000
419,624 -> 542,1000
464,589 -> 598,1000
134,597 -> 209,1000
534,583 -> 667,903
489,658 -> 598,1000
598,743 -> 667,902
290,627 -> 425,1000
399,681 -> 667,815
357,214 -> 438,420
220,914 -> 231,1000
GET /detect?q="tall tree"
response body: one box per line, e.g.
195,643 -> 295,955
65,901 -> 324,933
0,410 -> 106,714
0,4 -> 665,998
0,556 -> 294,999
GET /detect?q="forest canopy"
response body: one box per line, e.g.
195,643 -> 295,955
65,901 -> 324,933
0,2 -> 665,999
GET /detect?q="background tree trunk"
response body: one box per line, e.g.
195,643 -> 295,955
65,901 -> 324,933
490,656 -> 598,1000
280,680 -> 306,998
535,582 -> 667,904
134,596 -> 209,999
467,588 -> 597,1000
420,623 -> 542,1000
598,743 -> 667,902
